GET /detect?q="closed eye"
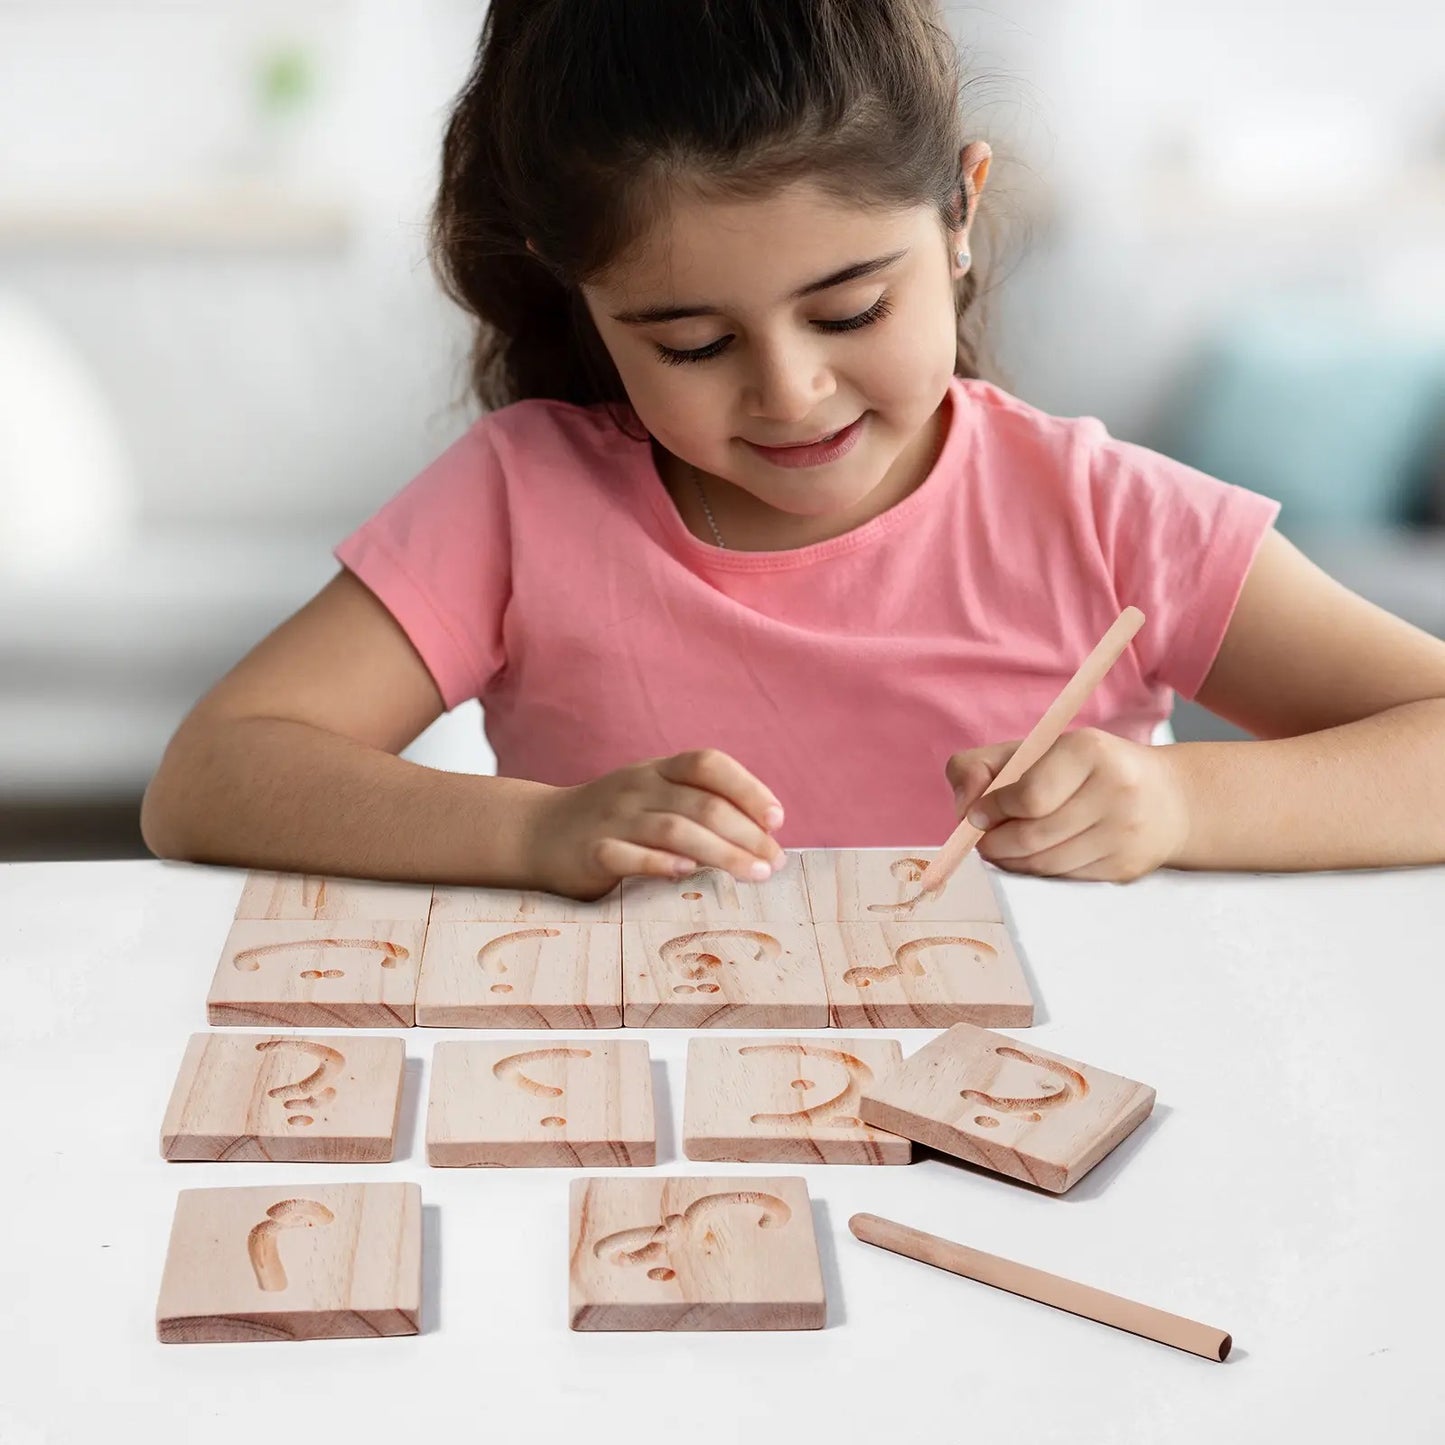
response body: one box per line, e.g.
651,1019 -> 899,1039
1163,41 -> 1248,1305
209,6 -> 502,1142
654,294 -> 894,366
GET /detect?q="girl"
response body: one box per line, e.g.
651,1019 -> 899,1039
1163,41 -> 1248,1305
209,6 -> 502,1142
141,0 -> 1445,898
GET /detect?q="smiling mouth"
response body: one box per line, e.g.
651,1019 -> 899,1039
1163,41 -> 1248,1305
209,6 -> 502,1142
751,423 -> 854,449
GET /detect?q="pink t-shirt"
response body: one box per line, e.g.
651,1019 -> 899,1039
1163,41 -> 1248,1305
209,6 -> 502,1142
334,376 -> 1279,847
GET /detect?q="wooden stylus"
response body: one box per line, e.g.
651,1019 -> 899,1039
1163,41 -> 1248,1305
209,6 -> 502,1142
914,605 -> 1146,896
849,1213 -> 1232,1361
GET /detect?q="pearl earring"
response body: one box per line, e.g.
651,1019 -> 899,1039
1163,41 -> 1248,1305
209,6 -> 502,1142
955,248 -> 971,269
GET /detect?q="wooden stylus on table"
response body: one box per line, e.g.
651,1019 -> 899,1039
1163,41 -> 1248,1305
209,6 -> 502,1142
913,605 -> 1147,897
849,1214 -> 1232,1361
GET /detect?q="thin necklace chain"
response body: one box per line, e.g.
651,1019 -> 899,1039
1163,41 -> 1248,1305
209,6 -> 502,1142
688,465 -> 726,548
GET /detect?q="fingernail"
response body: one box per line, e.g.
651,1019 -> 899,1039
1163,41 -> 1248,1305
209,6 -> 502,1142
967,810 -> 989,829
673,857 -> 698,875
749,860 -> 772,881
765,805 -> 785,829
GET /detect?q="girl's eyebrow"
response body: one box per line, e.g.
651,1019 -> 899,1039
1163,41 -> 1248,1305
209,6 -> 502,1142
610,247 -> 910,325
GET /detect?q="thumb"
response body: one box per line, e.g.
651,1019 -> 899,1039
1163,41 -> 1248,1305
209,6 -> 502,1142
946,741 -> 1021,818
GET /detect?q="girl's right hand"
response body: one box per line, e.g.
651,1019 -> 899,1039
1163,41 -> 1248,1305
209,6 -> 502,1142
522,748 -> 788,901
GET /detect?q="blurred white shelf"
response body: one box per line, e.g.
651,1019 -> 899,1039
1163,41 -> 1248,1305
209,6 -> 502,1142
0,188 -> 354,252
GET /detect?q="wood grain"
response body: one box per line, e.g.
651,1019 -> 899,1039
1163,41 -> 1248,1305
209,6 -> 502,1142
859,1022 -> 1155,1193
802,849 -> 1003,923
683,1036 -> 911,1164
160,1032 -> 405,1162
416,921 -> 622,1028
235,871 -> 433,921
569,1175 -> 825,1330
620,858 -> 811,924
426,1039 -> 655,1167
156,1182 -> 421,1342
429,882 -> 622,924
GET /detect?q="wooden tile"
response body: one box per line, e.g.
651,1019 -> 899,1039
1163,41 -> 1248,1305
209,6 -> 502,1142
429,882 -> 621,923
235,871 -> 433,921
622,921 -> 828,1028
156,1181 -> 421,1342
683,1036 -> 911,1164
813,921 -> 1033,1028
426,1039 -> 654,1166
569,1175 -> 824,1331
207,920 -> 425,1027
416,922 -> 621,1028
161,1033 -> 406,1162
859,1022 -> 1155,1193
620,857 -> 811,924
801,848 -> 1004,923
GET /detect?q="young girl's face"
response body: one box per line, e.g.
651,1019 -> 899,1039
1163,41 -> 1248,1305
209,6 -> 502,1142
581,181 -> 961,520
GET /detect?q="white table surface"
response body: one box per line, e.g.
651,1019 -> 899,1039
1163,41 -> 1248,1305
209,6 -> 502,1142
3,856 -> 1443,1444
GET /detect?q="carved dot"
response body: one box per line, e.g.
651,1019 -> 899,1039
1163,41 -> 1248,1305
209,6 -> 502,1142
490,983 -> 513,993
790,1078 -> 814,1091
287,1115 -> 314,1127
1027,1112 -> 1042,1122
857,978 -> 871,988
541,1116 -> 566,1128
648,1268 -> 676,1282
681,891 -> 702,900
697,983 -> 721,994
974,1115 -> 999,1128
672,984 -> 696,995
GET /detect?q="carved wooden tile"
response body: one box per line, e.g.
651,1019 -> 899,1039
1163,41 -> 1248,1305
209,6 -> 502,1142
426,1039 -> 654,1167
416,922 -> 621,1028
813,921 -> 1033,1028
429,882 -> 622,924
859,1022 -> 1155,1193
569,1175 -> 824,1331
161,1033 -> 405,1162
235,871 -> 433,921
620,857 -> 811,924
156,1182 -> 421,1342
683,1036 -> 911,1165
621,921 -> 828,1028
207,920 -> 425,1027
801,848 -> 1004,923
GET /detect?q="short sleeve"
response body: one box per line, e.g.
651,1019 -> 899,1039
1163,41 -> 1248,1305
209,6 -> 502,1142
333,420 -> 511,710
1083,420 -> 1282,700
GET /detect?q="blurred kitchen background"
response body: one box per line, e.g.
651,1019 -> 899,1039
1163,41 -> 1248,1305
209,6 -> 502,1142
2,0 -> 1442,861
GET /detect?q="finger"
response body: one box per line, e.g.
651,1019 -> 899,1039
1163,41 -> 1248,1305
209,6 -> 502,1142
593,837 -> 699,881
986,818 -> 1114,878
634,811 -> 778,882
976,770 -> 1111,861
658,748 -> 785,833
965,740 -> 1093,832
658,783 -> 786,868
945,742 -> 1019,808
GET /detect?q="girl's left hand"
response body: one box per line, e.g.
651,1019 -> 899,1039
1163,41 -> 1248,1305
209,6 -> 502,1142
944,728 -> 1191,883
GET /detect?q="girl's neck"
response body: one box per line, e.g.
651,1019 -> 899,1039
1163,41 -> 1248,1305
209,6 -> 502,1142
654,390 -> 952,553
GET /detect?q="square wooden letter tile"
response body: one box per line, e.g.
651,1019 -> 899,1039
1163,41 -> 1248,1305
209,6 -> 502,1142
161,1032 -> 406,1162
416,922 -> 622,1028
858,1022 -> 1155,1193
801,848 -> 1004,923
813,921 -> 1033,1028
569,1175 -> 824,1331
235,871 -> 433,921
426,1039 -> 654,1167
156,1181 -> 421,1342
683,1036 -> 911,1165
207,920 -> 425,1027
620,858 -> 812,924
622,921 -> 828,1028
429,882 -> 622,924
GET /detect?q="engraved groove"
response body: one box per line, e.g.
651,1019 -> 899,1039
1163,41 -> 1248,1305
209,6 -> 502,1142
843,934 -> 997,988
739,1043 -> 874,1130
476,927 -> 561,980
864,856 -> 931,915
961,1046 -> 1090,1117
593,1191 -> 792,1276
232,938 -> 410,975
247,1199 -> 335,1292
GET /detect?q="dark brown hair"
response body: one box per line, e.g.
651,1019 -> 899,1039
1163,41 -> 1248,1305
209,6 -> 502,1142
430,0 -> 1002,435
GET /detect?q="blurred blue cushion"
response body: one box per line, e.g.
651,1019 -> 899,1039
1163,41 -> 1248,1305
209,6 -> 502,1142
1166,301 -> 1444,529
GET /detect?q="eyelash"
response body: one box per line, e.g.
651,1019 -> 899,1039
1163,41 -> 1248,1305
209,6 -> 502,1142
654,294 -> 895,366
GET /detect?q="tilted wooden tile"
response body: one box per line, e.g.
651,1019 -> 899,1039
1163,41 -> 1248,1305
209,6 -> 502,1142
426,1039 -> 654,1167
569,1175 -> 824,1331
620,857 -> 811,924
416,922 -> 621,1028
801,848 -> 1004,923
622,921 -> 828,1028
813,921 -> 1033,1028
235,871 -> 433,921
859,1022 -> 1155,1193
429,882 -> 622,924
683,1036 -> 911,1165
156,1181 -> 421,1343
207,920 -> 424,1027
161,1032 -> 406,1162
